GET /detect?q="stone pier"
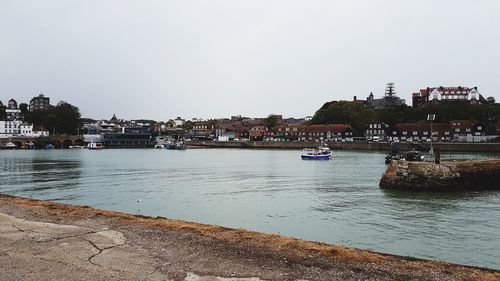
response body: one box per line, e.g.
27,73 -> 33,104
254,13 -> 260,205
380,159 -> 500,191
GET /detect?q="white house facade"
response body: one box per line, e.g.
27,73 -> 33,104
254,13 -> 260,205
0,121 -> 35,137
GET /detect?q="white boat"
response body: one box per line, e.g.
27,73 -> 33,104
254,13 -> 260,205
1,142 -> 17,150
301,145 -> 332,160
69,145 -> 86,149
87,142 -> 104,150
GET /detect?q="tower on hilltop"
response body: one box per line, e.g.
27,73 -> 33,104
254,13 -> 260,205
385,83 -> 396,97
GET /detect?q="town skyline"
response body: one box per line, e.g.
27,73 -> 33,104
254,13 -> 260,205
2,1 -> 500,120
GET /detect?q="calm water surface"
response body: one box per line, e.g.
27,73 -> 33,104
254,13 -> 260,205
1,149 -> 499,269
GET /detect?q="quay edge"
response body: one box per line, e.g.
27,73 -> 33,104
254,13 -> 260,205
0,194 -> 499,280
380,159 -> 500,191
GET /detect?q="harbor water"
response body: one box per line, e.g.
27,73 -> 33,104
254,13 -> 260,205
1,149 -> 499,269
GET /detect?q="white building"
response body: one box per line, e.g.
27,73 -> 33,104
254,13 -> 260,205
366,123 -> 388,140
428,87 -> 481,101
173,117 -> 185,127
5,108 -> 21,120
412,86 -> 484,107
0,121 -> 36,138
19,123 -> 33,136
0,120 -> 22,137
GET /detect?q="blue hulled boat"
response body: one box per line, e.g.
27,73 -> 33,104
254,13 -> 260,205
301,146 -> 332,160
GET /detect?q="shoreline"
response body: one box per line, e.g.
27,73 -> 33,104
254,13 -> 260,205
0,194 -> 498,280
187,140 -> 500,153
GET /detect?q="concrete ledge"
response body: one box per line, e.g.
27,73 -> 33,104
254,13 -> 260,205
0,194 -> 499,280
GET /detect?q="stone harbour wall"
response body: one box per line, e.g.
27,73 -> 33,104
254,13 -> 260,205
380,159 -> 500,191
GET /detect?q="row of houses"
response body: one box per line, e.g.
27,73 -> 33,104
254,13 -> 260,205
366,120 -> 497,143
186,118 -> 497,143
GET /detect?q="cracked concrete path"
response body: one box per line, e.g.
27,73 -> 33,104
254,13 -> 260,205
0,212 -> 268,281
0,213 -> 165,280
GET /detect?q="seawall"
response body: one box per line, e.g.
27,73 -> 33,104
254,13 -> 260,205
380,159 -> 500,191
187,140 -> 500,153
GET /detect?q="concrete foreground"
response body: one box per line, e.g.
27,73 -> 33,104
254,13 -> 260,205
0,195 -> 498,281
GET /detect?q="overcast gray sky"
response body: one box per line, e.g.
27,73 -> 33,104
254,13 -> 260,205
1,0 -> 499,120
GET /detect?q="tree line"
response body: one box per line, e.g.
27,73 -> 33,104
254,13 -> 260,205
311,100 -> 500,136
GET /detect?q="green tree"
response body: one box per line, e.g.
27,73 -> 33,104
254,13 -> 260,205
264,114 -> 279,129
312,101 -> 377,135
19,103 -> 29,114
52,102 -> 81,135
25,102 -> 81,135
0,105 -> 5,120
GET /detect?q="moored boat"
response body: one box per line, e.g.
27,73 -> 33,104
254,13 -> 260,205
0,142 -> 17,150
175,141 -> 186,150
44,144 -> 55,149
165,142 -> 177,150
301,146 -> 332,160
87,142 -> 104,150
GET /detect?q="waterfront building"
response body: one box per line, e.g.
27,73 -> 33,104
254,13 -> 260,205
0,121 -> 33,137
192,121 -> 216,131
412,86 -> 485,107
249,126 -> 269,141
102,132 -> 152,148
31,126 -> 49,137
366,123 -> 389,140
0,120 -> 22,136
29,94 -> 51,111
192,120 -> 216,140
268,124 -> 353,142
388,120 -> 488,142
19,123 -> 33,136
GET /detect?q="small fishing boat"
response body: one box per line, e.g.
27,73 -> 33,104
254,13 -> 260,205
0,142 -> 17,150
404,150 -> 424,161
44,144 -> 55,150
165,142 -> 177,150
87,142 -> 104,150
301,145 -> 332,160
175,141 -> 187,150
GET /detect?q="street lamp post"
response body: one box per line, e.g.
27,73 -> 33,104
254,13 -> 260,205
427,114 -> 435,156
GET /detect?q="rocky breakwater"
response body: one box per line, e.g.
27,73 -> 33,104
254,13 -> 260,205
380,159 -> 500,191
